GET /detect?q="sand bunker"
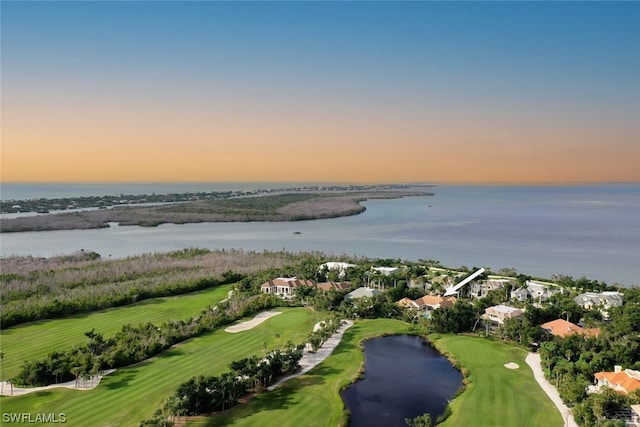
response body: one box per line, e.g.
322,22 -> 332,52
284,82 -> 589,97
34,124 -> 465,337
224,311 -> 282,333
504,362 -> 520,370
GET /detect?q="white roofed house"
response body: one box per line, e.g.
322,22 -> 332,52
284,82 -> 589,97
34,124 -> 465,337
319,262 -> 357,279
510,280 -> 563,303
367,266 -> 402,289
574,291 -> 624,320
345,287 -> 382,300
470,279 -> 509,299
482,305 -> 524,327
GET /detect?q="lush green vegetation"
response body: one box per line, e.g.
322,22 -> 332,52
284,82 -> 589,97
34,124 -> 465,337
0,308 -> 322,427
12,291 -> 288,387
2,249 -> 638,427
538,288 -> 640,426
184,319 -> 412,427
433,335 -> 563,427
0,284 -> 232,379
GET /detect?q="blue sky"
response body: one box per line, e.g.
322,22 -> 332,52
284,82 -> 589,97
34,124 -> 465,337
2,1 -> 639,183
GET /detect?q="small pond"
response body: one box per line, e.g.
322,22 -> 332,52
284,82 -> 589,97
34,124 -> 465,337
341,334 -> 462,426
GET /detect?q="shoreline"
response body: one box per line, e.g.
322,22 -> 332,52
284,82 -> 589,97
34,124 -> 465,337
0,190 -> 431,233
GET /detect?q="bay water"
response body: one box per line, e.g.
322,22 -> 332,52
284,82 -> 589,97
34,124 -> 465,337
1,183 -> 638,286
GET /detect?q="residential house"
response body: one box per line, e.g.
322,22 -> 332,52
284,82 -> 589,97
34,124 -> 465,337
316,281 -> 352,292
512,280 -> 563,303
594,366 -> 640,395
319,262 -> 357,279
345,287 -> 382,300
540,318 -> 600,338
367,266 -> 402,289
482,305 -> 524,326
397,297 -> 420,310
574,291 -> 624,319
260,277 -> 316,297
470,279 -> 510,299
414,295 -> 457,311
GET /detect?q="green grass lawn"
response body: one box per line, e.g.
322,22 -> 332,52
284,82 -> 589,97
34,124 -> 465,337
0,284 -> 232,379
186,318 -> 412,427
434,335 -> 563,427
0,307 -> 322,427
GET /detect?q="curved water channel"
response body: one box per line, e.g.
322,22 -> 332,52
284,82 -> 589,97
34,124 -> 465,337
341,335 -> 462,427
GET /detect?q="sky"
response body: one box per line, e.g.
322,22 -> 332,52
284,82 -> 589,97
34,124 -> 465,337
1,1 -> 639,184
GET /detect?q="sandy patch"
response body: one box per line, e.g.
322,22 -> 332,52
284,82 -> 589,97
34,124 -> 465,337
0,369 -> 116,396
224,311 -> 281,333
504,362 -> 520,370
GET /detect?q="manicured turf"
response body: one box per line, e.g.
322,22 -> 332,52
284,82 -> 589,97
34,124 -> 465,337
186,318 -> 412,427
0,307 -> 322,426
0,284 -> 232,379
434,335 -> 563,427
188,329 -> 564,427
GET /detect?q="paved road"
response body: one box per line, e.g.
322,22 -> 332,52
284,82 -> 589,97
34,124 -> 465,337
525,353 -> 579,427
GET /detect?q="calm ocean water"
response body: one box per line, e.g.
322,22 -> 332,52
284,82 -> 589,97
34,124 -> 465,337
1,183 -> 638,286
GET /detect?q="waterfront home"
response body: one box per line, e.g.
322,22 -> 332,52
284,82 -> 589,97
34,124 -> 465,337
511,280 -> 563,303
574,291 -> 624,319
319,262 -> 357,279
540,318 -> 600,338
482,305 -> 524,326
260,277 -> 317,297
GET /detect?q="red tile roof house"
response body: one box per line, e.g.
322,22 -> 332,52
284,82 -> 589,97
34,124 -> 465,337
316,281 -> 352,292
260,277 -> 316,298
397,297 -> 420,310
540,319 -> 600,338
594,366 -> 640,395
414,295 -> 457,311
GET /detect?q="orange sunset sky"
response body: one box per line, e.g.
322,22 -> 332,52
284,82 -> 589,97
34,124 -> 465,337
2,2 -> 639,184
